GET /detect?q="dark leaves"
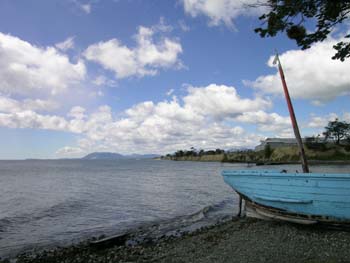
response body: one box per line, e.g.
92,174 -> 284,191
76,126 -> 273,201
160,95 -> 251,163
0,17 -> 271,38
286,25 -> 306,43
254,0 -> 350,61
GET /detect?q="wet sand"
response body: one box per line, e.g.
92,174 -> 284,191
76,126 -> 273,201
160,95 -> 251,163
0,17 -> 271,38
3,217 -> 350,263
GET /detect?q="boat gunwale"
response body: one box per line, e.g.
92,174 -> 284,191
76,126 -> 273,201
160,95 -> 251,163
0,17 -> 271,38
239,192 -> 350,225
222,170 -> 350,179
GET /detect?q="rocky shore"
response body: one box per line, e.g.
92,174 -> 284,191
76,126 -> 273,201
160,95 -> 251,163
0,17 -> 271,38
3,217 -> 350,263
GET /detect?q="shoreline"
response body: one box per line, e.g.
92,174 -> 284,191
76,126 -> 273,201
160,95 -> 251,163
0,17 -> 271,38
163,158 -> 350,165
3,217 -> 350,263
256,160 -> 350,165
0,203 -> 236,262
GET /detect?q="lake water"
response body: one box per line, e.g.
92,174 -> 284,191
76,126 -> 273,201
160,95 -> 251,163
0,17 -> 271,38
0,160 -> 349,258
0,159 -> 240,258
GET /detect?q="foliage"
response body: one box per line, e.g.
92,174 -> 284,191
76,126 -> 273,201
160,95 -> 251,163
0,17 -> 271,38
323,118 -> 350,145
222,153 -> 229,162
175,150 -> 184,157
304,136 -> 327,151
165,144 -> 350,162
345,145 -> 350,152
254,0 -> 350,61
215,148 -> 225,154
264,144 -> 273,159
171,148 -> 226,158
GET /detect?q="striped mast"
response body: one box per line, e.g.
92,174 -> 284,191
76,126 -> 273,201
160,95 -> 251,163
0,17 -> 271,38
273,52 -> 309,173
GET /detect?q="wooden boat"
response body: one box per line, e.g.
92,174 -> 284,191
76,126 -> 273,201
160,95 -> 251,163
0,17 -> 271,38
222,53 -> 350,225
222,170 -> 350,225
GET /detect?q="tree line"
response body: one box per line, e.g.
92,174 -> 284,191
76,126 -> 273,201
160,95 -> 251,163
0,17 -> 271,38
166,119 -> 350,159
304,119 -> 350,146
164,147 -> 226,158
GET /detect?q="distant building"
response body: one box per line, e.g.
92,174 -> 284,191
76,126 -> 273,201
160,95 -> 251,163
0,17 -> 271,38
254,138 -> 301,152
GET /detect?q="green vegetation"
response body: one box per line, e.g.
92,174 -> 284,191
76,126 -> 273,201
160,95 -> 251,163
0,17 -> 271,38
162,144 -> 350,163
163,148 -> 226,162
162,148 -> 263,163
323,118 -> 350,145
264,144 -> 273,159
163,119 -> 350,163
254,0 -> 350,61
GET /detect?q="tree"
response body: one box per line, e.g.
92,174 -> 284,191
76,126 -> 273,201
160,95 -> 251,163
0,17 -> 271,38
264,144 -> 273,159
254,1 -> 350,61
222,153 -> 229,162
215,148 -> 225,154
323,118 -> 350,145
175,150 -> 184,157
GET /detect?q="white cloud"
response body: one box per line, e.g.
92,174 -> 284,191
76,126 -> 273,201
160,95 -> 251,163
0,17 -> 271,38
22,99 -> 60,112
178,20 -> 190,32
234,110 -> 290,132
55,36 -> 75,51
153,17 -> 173,33
80,4 -> 91,14
68,106 -> 86,119
0,82 -> 291,156
72,0 -> 91,14
56,84 -> 279,155
0,110 -> 68,131
0,32 -> 86,96
93,75 -> 105,86
183,84 -> 271,119
0,95 -> 59,113
344,112 -> 350,122
181,0 -> 265,28
166,89 -> 174,96
0,96 -> 23,113
84,23 -> 183,79
84,39 -> 140,78
92,75 -> 117,87
55,146 -> 83,157
89,90 -> 104,98
248,37 -> 350,102
307,113 -> 339,129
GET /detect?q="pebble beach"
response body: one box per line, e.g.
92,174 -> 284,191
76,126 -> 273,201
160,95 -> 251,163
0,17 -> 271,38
3,217 -> 350,263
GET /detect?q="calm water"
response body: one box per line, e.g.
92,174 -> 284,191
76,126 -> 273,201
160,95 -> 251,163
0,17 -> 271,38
0,159 -> 240,258
1,160 -> 349,258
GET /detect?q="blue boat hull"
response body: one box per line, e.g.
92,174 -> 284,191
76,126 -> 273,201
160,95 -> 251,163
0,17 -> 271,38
222,170 -> 350,224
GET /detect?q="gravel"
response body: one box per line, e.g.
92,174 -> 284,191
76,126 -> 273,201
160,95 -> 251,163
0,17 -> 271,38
2,218 -> 350,263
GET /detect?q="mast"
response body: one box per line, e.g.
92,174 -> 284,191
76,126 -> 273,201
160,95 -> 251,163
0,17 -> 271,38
273,52 -> 309,173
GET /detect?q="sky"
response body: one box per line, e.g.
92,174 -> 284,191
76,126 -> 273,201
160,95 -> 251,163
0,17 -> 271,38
0,0 -> 349,159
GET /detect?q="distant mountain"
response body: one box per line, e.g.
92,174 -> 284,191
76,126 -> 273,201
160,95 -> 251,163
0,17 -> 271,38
82,152 -> 124,160
82,152 -> 160,160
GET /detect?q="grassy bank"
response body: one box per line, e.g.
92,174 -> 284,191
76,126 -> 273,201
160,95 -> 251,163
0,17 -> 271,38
162,144 -> 350,164
164,154 -> 225,162
5,218 -> 350,263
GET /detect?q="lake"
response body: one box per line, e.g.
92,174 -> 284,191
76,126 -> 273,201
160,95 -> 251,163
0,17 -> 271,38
1,159 -> 349,258
0,159 -> 239,258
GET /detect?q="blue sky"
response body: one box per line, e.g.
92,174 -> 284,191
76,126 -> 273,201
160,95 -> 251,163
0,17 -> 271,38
0,0 -> 349,159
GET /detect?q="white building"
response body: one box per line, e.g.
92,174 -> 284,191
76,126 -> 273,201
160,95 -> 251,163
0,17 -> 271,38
254,138 -> 300,152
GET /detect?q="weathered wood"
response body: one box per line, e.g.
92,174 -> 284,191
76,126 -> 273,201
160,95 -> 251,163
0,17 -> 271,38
223,170 -> 350,224
274,53 -> 310,173
90,232 -> 130,249
245,199 -> 318,225
237,194 -> 242,217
